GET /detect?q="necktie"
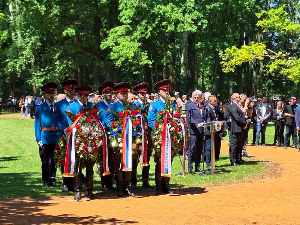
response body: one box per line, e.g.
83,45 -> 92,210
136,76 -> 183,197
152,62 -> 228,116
83,103 -> 87,111
50,104 -> 53,112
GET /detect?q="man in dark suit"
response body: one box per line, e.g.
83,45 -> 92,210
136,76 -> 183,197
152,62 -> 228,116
185,90 -> 206,173
228,93 -> 246,166
204,95 -> 225,169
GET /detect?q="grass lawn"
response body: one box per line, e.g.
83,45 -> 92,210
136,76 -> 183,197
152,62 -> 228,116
0,116 -> 270,199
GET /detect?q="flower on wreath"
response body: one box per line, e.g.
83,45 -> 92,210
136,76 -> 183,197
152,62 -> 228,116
151,99 -> 186,158
65,107 -> 105,164
109,105 -> 146,155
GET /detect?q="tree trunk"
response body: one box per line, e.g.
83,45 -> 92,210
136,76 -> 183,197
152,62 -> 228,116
188,31 -> 197,94
252,59 -> 257,96
259,59 -> 263,96
229,73 -> 233,96
77,63 -> 82,86
93,60 -> 100,88
181,32 -> 188,93
212,50 -> 219,93
9,73 -> 15,97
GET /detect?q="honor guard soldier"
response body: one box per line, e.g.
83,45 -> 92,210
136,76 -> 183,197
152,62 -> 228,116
35,82 -> 60,187
66,86 -> 95,201
56,78 -> 78,192
96,81 -> 115,191
132,82 -> 153,189
108,82 -> 135,197
148,79 -> 176,195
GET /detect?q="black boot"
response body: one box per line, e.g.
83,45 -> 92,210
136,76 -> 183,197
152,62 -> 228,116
155,164 -> 162,195
162,177 -> 173,194
116,171 -> 124,197
124,172 -> 135,197
142,165 -> 153,188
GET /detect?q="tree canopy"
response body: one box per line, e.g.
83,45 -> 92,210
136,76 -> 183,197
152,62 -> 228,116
0,0 -> 299,100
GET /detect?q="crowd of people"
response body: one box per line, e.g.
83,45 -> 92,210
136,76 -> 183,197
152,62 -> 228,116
3,78 -> 299,201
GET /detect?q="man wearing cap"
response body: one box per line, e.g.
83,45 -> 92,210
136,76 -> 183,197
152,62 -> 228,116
108,82 -> 135,197
66,86 -> 95,201
96,81 -> 115,191
35,82 -> 60,187
56,78 -> 78,192
132,82 -> 152,189
148,79 -> 176,195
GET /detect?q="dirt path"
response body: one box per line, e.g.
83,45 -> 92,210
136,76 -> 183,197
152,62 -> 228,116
0,114 -> 299,225
1,144 -> 300,225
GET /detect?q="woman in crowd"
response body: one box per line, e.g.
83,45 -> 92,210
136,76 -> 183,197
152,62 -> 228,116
274,101 -> 285,147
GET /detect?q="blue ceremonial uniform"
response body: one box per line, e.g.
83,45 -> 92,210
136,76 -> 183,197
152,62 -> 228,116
96,100 -> 113,128
134,99 -> 148,111
56,98 -> 77,137
109,100 -> 136,120
34,100 -> 60,186
66,101 -> 92,126
147,98 -> 177,130
35,101 -> 60,144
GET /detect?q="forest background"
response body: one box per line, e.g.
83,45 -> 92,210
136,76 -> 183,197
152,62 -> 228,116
0,0 -> 299,100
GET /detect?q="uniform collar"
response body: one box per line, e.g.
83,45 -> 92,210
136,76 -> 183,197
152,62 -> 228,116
66,96 -> 74,103
159,97 -> 165,104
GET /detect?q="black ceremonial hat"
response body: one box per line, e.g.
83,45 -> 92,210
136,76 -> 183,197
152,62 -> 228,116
98,81 -> 114,94
61,78 -> 78,89
133,82 -> 148,93
114,82 -> 131,92
76,86 -> 92,96
41,82 -> 57,92
154,79 -> 171,90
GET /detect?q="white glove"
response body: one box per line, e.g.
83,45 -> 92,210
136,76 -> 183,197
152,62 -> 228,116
38,141 -> 43,147
197,122 -> 204,128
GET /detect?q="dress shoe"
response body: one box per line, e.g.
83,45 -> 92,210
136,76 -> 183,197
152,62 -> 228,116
117,191 -> 124,197
195,167 -> 201,172
142,182 -> 153,188
237,160 -> 245,165
85,191 -> 94,200
102,185 -> 108,192
74,192 -> 81,201
231,163 -> 239,167
123,188 -> 135,197
131,184 -> 137,189
108,186 -> 117,191
62,185 -> 68,192
43,182 -> 50,187
50,181 -> 57,187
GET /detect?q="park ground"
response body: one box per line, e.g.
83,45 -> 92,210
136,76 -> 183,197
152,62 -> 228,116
0,113 -> 300,224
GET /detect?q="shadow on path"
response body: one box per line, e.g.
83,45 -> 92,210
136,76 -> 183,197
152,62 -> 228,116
0,200 -> 137,225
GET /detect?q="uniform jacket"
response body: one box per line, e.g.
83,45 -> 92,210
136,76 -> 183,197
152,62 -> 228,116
108,100 -> 136,123
96,100 -> 113,128
56,98 -> 77,137
34,101 -> 60,144
229,103 -> 246,133
147,97 -> 177,130
66,101 -> 92,126
185,101 -> 206,135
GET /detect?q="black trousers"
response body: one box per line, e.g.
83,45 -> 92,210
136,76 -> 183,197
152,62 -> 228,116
60,166 -> 74,190
114,154 -> 131,192
40,144 -> 56,184
252,121 -> 257,143
214,132 -> 222,160
188,133 -> 204,171
230,132 -> 244,164
154,154 -> 171,191
73,159 -> 95,192
100,149 -> 115,188
275,121 -> 285,146
131,154 -> 139,185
